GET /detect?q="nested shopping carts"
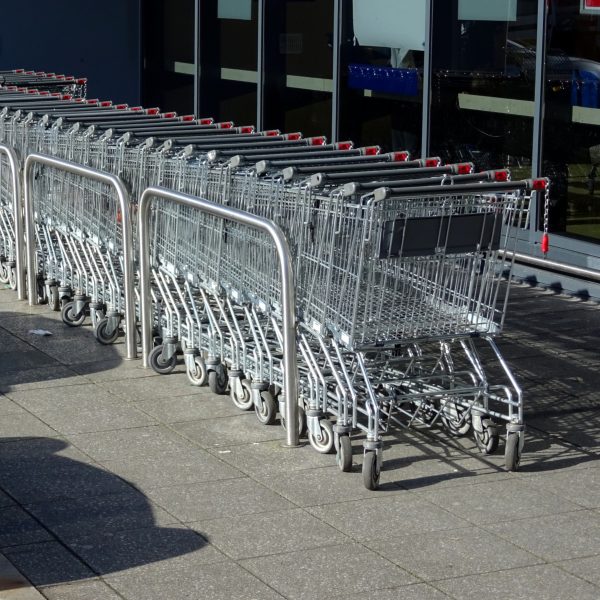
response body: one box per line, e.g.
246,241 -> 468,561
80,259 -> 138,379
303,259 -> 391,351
0,75 -> 550,489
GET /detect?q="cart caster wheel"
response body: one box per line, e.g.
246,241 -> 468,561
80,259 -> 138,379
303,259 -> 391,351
61,301 -> 86,327
255,389 -> 277,425
281,404 -> 306,437
49,286 -> 60,311
149,344 -> 177,375
187,356 -> 208,386
505,431 -> 522,471
208,364 -> 228,394
60,296 -> 71,309
231,378 -> 253,410
308,419 -> 334,454
95,318 -> 119,345
336,434 -> 353,472
362,450 -> 380,490
441,403 -> 471,437
0,263 -> 8,284
474,420 -> 499,455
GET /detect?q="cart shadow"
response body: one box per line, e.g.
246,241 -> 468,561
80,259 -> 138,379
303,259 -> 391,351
0,310 -> 126,392
0,437 -> 208,587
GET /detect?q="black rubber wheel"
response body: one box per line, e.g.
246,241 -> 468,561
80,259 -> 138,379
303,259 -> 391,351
474,423 -> 500,455
441,403 -> 471,436
187,356 -> 208,386
308,419 -> 334,454
337,434 -> 353,472
505,432 -> 522,471
61,301 -> 86,327
208,365 -> 228,394
95,318 -> 120,345
149,344 -> 177,375
0,263 -> 8,284
254,389 -> 277,425
231,378 -> 253,410
362,450 -> 380,490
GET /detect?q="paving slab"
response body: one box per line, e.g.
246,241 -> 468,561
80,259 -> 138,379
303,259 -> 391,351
206,439 -> 335,477
0,506 -> 53,549
135,392 -> 244,423
0,439 -> 134,504
329,584 -> 452,600
558,553 -> 600,588
434,564 -> 600,600
24,490 -> 177,542
484,510 -> 600,562
0,394 -> 25,416
67,525 -> 220,576
3,542 -> 94,587
39,579 -> 123,600
0,413 -> 58,440
0,553 -> 45,600
307,494 -> 469,541
416,477 -> 582,524
239,543 -> 418,600
106,559 -> 285,600
192,507 -> 349,560
364,526 -> 541,581
99,449 -> 243,490
146,476 -> 294,522
67,425 -> 199,462
172,414 -> 286,447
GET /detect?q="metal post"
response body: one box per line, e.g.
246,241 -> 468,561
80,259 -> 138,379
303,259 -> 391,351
331,0 -> 342,143
0,144 -> 25,300
194,0 -> 200,116
421,0 -> 433,158
23,153 -> 137,360
256,0 -> 265,131
138,186 -> 300,447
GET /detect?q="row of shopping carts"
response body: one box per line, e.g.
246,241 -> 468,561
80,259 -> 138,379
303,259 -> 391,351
0,72 -> 549,489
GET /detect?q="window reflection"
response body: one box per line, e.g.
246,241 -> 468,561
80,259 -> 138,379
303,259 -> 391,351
263,0 -> 333,138
142,0 -> 195,115
430,0 -> 537,178
199,0 -> 259,124
543,0 -> 600,242
339,0 -> 424,153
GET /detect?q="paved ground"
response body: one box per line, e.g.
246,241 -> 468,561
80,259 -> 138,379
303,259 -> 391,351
0,282 -> 599,600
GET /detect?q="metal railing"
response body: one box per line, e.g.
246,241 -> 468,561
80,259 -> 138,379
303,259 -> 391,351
138,185 -> 300,447
0,143 -> 24,300
23,153 -> 137,359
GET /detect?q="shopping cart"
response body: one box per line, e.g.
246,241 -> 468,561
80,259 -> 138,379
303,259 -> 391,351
0,74 -> 550,491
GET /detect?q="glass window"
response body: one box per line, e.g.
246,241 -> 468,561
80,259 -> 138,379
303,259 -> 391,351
142,0 -> 195,114
199,0 -> 259,124
338,0 -> 425,154
542,0 -> 600,242
430,0 -> 538,177
263,0 -> 334,138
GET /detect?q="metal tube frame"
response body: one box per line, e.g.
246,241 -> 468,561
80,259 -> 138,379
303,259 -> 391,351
0,143 -> 25,300
138,185 -> 300,447
23,152 -> 137,359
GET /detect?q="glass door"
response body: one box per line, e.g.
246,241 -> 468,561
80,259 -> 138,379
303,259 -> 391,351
429,0 -> 538,177
199,0 -> 259,125
142,0 -> 195,114
263,0 -> 334,138
542,0 -> 600,244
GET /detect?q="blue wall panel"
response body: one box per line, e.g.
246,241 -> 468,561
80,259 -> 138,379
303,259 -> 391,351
0,0 -> 141,104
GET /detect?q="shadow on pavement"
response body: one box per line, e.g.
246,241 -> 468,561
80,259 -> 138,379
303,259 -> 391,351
0,437 -> 207,587
0,311 -> 124,392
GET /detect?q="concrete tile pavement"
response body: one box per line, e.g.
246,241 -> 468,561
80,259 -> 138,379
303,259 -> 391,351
0,284 -> 599,600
